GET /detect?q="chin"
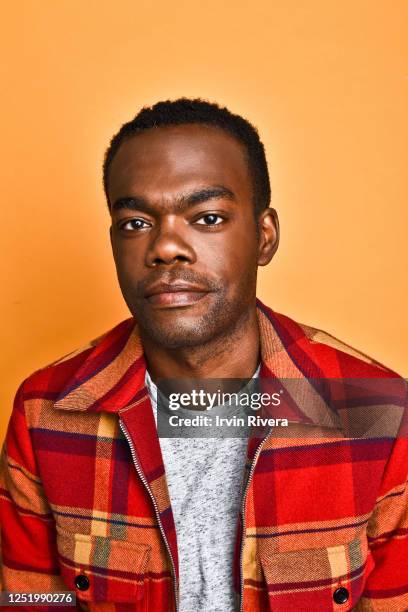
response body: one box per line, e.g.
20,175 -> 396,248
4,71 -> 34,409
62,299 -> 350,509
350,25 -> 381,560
143,325 -> 217,350
131,291 -> 250,349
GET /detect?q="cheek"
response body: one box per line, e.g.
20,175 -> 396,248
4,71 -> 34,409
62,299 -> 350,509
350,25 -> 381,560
112,242 -> 144,283
112,233 -> 144,262
222,220 -> 259,268
228,228 -> 259,286
196,232 -> 258,286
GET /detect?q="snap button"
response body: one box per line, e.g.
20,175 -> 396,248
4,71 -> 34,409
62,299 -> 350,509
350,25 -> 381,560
74,574 -> 90,591
333,586 -> 349,604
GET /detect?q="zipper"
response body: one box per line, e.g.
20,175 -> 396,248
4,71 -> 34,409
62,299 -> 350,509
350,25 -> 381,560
119,419 -> 179,612
239,427 -> 273,612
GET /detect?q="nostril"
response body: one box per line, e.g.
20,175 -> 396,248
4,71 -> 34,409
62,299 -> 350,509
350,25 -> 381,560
146,234 -> 196,267
152,254 -> 189,265
152,256 -> 167,265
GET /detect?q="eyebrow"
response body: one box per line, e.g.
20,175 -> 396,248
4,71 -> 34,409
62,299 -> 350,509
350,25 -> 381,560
111,185 -> 236,214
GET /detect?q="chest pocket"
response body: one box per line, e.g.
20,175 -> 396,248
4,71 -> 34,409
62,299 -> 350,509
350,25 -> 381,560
259,536 -> 371,611
56,528 -> 151,605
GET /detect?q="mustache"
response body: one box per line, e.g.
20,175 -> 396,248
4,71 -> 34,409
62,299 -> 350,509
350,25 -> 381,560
135,270 -> 222,296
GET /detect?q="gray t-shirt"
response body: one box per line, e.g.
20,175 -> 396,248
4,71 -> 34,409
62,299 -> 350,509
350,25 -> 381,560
145,367 -> 260,612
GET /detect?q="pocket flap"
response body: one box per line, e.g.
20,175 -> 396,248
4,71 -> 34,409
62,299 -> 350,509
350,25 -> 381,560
57,530 -> 151,603
260,538 -> 368,610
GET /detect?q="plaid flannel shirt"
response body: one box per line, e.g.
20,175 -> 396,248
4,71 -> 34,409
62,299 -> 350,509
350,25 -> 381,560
1,299 -> 407,611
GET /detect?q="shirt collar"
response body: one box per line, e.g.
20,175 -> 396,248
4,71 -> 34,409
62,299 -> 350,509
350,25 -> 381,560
52,299 -> 342,430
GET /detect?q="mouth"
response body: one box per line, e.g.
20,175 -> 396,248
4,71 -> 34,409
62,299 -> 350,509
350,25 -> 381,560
144,282 -> 211,308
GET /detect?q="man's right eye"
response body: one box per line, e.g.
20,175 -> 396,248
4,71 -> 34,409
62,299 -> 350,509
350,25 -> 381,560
120,218 -> 151,231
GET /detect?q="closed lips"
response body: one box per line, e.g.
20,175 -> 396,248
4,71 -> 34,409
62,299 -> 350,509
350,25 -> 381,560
144,283 -> 209,297
144,282 -> 210,307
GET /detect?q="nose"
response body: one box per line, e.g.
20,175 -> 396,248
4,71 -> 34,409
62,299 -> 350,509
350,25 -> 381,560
145,218 -> 196,267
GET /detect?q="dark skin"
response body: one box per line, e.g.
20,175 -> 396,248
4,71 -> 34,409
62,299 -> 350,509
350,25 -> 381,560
108,124 -> 279,384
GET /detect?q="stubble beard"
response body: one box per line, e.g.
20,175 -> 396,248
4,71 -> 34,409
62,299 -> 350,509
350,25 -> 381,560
127,273 -> 258,351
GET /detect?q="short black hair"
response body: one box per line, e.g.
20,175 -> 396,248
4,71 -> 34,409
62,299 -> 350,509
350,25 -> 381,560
103,97 -> 271,216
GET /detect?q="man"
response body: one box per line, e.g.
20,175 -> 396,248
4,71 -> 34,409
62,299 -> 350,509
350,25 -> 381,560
0,99 -> 407,612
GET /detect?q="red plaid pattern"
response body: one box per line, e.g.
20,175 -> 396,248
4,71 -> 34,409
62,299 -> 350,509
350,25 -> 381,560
1,299 -> 407,611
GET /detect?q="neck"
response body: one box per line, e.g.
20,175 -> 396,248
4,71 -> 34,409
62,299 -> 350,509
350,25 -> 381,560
141,306 -> 260,383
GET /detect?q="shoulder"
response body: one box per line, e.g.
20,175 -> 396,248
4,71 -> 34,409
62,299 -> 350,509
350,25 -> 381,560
258,300 -> 402,378
20,317 -> 135,397
297,319 -> 396,373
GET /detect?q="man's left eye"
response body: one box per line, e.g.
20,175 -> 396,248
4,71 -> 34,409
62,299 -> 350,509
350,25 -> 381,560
195,214 -> 223,226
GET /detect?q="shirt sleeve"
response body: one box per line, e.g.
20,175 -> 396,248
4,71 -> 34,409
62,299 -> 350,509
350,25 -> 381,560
0,380 -> 81,611
358,436 -> 408,611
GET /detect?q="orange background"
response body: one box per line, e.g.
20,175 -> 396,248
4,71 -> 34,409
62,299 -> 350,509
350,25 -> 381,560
1,1 -> 407,444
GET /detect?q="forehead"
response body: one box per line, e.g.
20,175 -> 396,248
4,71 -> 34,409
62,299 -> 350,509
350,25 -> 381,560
107,123 -> 252,203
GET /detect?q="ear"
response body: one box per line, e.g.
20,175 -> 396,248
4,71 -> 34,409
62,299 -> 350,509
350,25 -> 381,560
257,208 -> 280,266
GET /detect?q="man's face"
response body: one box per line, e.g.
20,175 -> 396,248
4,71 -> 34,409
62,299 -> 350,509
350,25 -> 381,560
108,124 -> 273,349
